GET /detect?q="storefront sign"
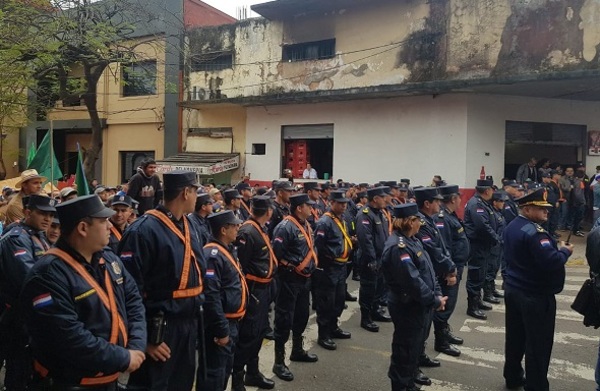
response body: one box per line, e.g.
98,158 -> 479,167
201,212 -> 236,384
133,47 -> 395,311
156,155 -> 239,175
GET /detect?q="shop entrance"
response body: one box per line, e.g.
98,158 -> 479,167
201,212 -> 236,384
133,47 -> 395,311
282,124 -> 334,180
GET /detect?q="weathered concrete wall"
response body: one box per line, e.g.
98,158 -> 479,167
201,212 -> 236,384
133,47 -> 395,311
187,0 -> 600,101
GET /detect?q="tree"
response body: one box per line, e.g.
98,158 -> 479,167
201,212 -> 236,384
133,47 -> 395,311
1,0 -> 174,181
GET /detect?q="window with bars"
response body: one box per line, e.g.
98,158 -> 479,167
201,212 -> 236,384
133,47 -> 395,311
282,39 -> 336,62
191,52 -> 234,72
122,61 -> 157,97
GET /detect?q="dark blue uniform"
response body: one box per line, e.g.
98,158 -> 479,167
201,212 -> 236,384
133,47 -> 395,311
196,240 -> 247,391
485,207 -> 506,291
272,216 -> 317,344
503,215 -> 571,391
233,218 -> 277,379
118,206 -> 204,391
382,233 -> 441,391
240,200 -> 251,221
314,212 -> 352,340
464,194 -> 500,299
21,240 -> 146,388
0,223 -> 50,390
267,201 -> 289,239
188,212 -> 211,248
433,207 -> 469,325
355,205 -> 389,324
108,225 -> 126,254
502,196 -> 519,225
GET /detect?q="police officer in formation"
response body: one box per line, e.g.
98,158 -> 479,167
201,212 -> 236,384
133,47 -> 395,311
0,195 -> 55,390
382,203 -> 447,391
107,194 -> 134,253
188,191 -> 213,248
22,195 -> 147,390
503,188 -> 573,390
197,210 -> 246,390
314,190 -> 353,350
483,191 -> 508,304
433,185 -> 468,356
304,182 -> 323,230
118,170 -> 204,390
271,193 -> 319,382
356,186 -> 392,333
235,182 -> 252,221
232,196 -> 277,390
267,181 -> 293,238
464,179 -> 499,320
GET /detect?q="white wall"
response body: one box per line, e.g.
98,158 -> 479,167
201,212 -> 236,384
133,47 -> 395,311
467,94 -> 600,185
245,95 -> 469,186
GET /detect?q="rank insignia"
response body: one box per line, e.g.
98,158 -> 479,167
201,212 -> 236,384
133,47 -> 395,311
111,262 -> 121,275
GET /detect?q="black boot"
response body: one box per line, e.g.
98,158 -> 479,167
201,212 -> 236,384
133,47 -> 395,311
434,324 -> 461,357
467,297 -> 487,320
232,370 -> 246,391
245,371 -> 275,389
492,282 -> 504,298
360,312 -> 379,332
478,295 -> 493,310
289,335 -> 318,362
272,342 -> 294,381
483,282 -> 500,304
444,324 -> 463,345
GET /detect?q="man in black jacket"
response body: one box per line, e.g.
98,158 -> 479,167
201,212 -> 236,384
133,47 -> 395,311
127,158 -> 162,215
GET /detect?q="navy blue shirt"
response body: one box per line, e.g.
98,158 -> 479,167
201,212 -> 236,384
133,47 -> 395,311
436,207 -> 470,267
503,215 -> 571,294
415,211 -> 455,275
464,194 -> 500,246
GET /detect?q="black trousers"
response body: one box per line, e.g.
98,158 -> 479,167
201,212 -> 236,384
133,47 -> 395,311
388,300 -> 428,391
128,317 -> 197,391
233,282 -> 272,373
314,263 -> 347,338
274,271 -> 311,343
504,286 -> 556,391
433,265 -> 464,325
196,319 -> 239,391
1,322 -> 31,391
486,244 -> 503,284
466,243 -> 492,297
359,263 -> 381,318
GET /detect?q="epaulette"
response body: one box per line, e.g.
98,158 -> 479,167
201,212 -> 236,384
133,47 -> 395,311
520,222 -> 538,236
362,208 -> 369,214
438,211 -> 444,218
208,247 -> 219,257
534,223 -> 546,233
397,236 -> 406,249
8,227 -> 23,237
420,218 -> 426,226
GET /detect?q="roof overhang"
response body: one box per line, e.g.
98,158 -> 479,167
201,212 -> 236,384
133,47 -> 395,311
156,153 -> 239,176
180,69 -> 600,108
251,0 -> 373,20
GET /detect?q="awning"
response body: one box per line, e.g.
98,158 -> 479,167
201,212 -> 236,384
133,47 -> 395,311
156,153 -> 240,176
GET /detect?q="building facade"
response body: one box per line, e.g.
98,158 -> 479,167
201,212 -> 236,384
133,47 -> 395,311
182,0 -> 600,187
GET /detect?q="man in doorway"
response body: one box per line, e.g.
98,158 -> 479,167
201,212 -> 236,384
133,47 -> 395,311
302,163 -> 318,180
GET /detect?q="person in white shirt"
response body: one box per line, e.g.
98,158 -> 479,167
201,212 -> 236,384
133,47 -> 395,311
303,163 -> 318,179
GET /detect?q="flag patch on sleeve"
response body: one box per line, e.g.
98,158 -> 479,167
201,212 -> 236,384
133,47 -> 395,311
540,239 -> 551,247
33,293 -> 53,309
316,230 -> 325,236
14,250 -> 27,257
435,222 -> 444,228
400,254 -> 411,262
476,208 -> 485,213
205,269 -> 215,278
274,237 -> 283,243
120,252 -> 133,259
421,236 -> 432,243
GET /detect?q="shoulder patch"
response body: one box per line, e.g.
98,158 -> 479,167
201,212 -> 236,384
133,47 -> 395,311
534,223 -> 546,233
363,208 -> 369,214
211,248 -> 218,256
397,237 -> 406,248
438,212 -> 444,218
400,254 -> 411,262
520,223 -> 538,236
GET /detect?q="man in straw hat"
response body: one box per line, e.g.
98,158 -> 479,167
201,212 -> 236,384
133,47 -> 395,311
5,169 -> 46,224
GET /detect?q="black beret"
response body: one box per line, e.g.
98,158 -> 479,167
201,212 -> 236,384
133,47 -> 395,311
393,203 -> 419,218
207,210 -> 243,232
27,194 -> 57,213
414,187 -> 443,203
252,195 -> 273,210
196,191 -> 213,206
109,194 -> 133,207
290,193 -> 315,209
492,191 -> 509,201
56,195 -> 115,230
476,179 -> 493,188
439,185 -> 460,198
329,190 -> 350,203
235,182 -> 251,192
303,182 -> 322,192
367,186 -> 387,198
224,189 -> 243,203
163,170 -> 200,191
398,183 -> 409,191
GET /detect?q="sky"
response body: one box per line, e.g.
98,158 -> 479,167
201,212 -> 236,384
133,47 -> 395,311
202,0 -> 271,18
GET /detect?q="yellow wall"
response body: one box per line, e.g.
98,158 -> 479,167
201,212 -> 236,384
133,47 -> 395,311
102,123 -> 164,186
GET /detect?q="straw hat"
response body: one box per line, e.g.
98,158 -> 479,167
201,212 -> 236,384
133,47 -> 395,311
16,169 -> 47,188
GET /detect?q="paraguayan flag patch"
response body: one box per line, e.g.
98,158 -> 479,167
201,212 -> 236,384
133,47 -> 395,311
205,269 -> 215,278
33,293 -> 53,309
540,238 -> 551,247
400,254 -> 411,262
14,250 -> 27,257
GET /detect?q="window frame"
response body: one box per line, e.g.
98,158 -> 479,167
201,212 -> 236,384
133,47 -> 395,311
121,60 -> 158,97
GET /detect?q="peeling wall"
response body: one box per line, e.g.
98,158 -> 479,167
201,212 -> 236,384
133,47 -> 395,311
186,0 -> 600,101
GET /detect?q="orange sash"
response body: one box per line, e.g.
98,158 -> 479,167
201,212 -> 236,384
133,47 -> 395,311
109,226 -> 122,242
282,216 -> 318,276
381,208 -> 393,235
242,220 -> 277,283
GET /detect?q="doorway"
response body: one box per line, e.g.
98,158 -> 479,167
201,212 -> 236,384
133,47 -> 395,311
282,124 -> 334,180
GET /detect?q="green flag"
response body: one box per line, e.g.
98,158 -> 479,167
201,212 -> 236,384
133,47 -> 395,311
75,143 -> 90,196
27,131 -> 62,184
26,142 -> 36,166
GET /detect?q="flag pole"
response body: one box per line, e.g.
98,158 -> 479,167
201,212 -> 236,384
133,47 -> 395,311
50,119 -> 54,189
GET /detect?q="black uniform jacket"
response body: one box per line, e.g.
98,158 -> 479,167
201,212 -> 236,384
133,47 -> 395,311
188,212 -> 211,248
272,216 -> 318,277
435,207 -> 470,267
236,218 -> 278,283
314,211 -> 352,266
464,194 -> 500,246
267,201 -> 290,239
355,205 -> 389,266
415,212 -> 455,276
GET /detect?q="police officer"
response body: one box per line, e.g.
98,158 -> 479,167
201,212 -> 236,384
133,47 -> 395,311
433,185 -> 468,357
502,180 -> 523,225
314,191 -> 353,351
236,182 -> 253,221
271,193 -> 318,382
21,195 -> 147,390
464,179 -> 499,320
267,181 -> 293,239
118,170 -> 204,390
304,182 -> 323,231
232,196 -> 277,390
382,203 -> 446,391
503,188 -> 573,390
188,191 -> 213,248
355,186 -> 391,332
197,210 -> 246,391
483,191 -> 507,304
0,195 -> 55,390
223,189 -> 245,222
107,194 -> 133,253
413,187 -> 457,377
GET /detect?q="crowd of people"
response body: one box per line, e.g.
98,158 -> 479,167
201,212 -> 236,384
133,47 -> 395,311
0,156 -> 590,391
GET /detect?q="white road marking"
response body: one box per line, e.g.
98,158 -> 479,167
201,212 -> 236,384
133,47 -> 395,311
490,303 -> 584,322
